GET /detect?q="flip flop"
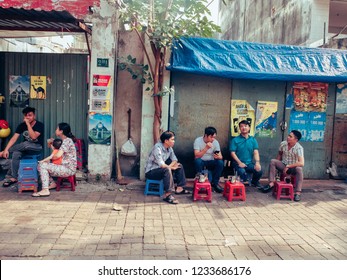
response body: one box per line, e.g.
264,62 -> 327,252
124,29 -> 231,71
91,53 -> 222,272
32,191 -> 50,197
2,179 -> 18,188
163,194 -> 179,204
175,189 -> 191,195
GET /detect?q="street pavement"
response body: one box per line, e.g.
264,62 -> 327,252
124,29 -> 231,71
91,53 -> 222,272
0,178 -> 346,260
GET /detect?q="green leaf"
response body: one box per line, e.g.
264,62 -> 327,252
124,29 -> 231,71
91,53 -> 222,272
132,74 -> 138,79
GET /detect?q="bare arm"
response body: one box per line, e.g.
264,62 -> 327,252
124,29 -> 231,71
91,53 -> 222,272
194,142 -> 213,159
24,118 -> 40,140
253,149 -> 261,171
231,151 -> 246,168
2,133 -> 20,158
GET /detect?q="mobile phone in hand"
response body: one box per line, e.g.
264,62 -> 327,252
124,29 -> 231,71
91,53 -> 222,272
214,150 -> 220,154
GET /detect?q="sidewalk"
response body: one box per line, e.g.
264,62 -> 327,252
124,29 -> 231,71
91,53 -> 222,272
0,178 -> 346,260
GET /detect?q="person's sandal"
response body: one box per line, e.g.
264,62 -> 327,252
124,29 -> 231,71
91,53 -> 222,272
163,194 -> 179,204
2,179 -> 18,188
175,189 -> 191,195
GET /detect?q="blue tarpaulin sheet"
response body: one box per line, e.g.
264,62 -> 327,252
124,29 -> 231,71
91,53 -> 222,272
167,37 -> 347,83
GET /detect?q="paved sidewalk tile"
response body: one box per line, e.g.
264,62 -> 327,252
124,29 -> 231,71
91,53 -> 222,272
0,179 -> 346,260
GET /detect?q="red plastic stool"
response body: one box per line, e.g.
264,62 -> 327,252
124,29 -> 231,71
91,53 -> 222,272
223,181 -> 246,201
280,173 -> 296,186
56,175 -> 76,191
273,181 -> 294,201
193,179 -> 212,202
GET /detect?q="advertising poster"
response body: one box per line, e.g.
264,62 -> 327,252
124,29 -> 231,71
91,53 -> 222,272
289,111 -> 326,142
92,75 -> 111,113
92,74 -> 111,87
9,75 -> 30,107
91,99 -> 110,112
88,113 -> 112,145
92,86 -> 110,99
30,76 -> 46,99
230,100 -> 255,136
292,82 -> 328,112
255,101 -> 278,138
336,83 -> 347,114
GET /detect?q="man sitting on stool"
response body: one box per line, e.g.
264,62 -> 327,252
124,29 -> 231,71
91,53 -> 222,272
261,130 -> 304,202
230,120 -> 263,188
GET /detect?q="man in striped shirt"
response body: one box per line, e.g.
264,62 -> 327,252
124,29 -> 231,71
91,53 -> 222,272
261,130 -> 304,202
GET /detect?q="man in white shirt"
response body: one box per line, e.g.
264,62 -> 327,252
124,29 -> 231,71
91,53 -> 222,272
194,126 -> 224,193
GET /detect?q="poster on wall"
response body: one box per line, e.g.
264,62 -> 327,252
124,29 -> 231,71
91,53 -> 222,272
230,100 -> 255,136
88,113 -> 112,145
91,99 -> 110,112
9,75 -> 30,107
92,87 -> 109,99
255,101 -> 278,138
92,74 -> 112,113
93,74 -> 111,87
30,76 -> 46,99
292,82 -> 328,112
289,111 -> 326,142
336,83 -> 347,114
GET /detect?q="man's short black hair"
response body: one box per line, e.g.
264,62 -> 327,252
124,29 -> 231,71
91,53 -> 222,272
291,130 -> 302,141
238,120 -> 250,127
204,126 -> 217,136
22,107 -> 36,115
160,130 -> 175,143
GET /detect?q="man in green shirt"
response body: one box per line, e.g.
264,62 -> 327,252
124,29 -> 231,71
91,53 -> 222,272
229,120 -> 263,188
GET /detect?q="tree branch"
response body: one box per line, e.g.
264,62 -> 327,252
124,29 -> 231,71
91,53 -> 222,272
132,27 -> 155,78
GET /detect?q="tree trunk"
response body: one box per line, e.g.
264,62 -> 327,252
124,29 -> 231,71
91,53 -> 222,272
152,48 -> 162,143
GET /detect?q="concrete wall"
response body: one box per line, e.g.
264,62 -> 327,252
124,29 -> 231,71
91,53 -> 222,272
87,0 -> 118,179
115,31 -> 144,177
219,0 -> 315,46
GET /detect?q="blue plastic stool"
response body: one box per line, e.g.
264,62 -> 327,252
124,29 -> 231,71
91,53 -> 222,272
144,179 -> 164,196
17,154 -> 41,193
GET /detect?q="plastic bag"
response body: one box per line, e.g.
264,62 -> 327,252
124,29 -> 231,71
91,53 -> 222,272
121,138 -> 137,156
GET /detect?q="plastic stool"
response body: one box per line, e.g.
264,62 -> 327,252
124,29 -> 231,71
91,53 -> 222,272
144,179 -> 164,196
280,173 -> 296,186
273,181 -> 294,201
56,175 -> 76,191
193,179 -> 212,202
18,180 -> 38,193
18,157 -> 38,193
223,181 -> 246,201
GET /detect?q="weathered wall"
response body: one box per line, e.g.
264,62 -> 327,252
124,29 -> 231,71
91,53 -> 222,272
115,31 -> 144,177
219,0 -> 314,45
87,0 -> 118,178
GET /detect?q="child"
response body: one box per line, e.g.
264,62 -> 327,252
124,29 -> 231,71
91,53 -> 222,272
40,138 -> 63,165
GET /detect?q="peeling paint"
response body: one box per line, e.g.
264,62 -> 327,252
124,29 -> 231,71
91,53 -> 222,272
0,0 -> 100,18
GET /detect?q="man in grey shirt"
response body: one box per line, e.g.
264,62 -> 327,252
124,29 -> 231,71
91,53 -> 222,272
145,130 -> 190,204
194,126 -> 224,193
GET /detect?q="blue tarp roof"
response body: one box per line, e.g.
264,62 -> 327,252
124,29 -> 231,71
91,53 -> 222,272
167,37 -> 347,83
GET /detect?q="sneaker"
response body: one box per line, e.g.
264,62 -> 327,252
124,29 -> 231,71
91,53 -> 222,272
261,184 -> 274,193
251,182 -> 264,189
212,183 -> 223,193
294,193 -> 301,202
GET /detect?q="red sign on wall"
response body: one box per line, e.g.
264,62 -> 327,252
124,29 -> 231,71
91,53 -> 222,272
0,0 -> 100,18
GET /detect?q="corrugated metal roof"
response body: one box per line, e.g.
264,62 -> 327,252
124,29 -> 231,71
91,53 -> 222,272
0,7 -> 91,36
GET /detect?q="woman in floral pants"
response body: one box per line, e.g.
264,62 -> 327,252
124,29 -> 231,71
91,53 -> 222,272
32,122 -> 77,197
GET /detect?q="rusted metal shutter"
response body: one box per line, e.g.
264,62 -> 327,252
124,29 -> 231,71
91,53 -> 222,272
1,52 -> 88,158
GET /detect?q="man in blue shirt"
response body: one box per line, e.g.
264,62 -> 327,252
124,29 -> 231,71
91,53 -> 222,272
145,130 -> 189,204
230,120 -> 263,188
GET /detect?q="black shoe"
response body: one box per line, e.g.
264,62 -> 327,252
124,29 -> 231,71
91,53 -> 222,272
294,194 -> 301,202
261,184 -> 273,193
212,183 -> 223,193
251,182 -> 263,189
